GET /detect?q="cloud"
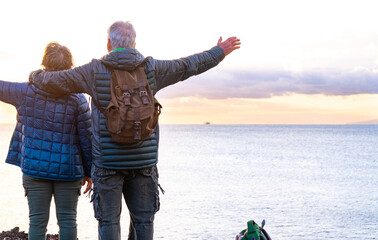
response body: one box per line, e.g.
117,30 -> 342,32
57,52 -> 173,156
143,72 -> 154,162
156,68 -> 378,99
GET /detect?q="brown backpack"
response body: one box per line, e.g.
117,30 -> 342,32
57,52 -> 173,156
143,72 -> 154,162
98,66 -> 162,144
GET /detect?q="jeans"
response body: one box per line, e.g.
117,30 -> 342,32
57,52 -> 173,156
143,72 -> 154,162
22,174 -> 82,240
91,165 -> 160,240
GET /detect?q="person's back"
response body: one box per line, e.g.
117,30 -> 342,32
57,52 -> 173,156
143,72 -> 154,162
29,22 -> 234,171
29,21 -> 241,240
0,42 -> 92,240
2,82 -> 91,179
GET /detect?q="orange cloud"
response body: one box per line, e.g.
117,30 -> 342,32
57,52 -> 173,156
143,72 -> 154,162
158,94 -> 378,124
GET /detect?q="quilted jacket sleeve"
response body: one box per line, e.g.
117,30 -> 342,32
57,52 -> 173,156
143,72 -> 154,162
30,61 -> 94,96
0,80 -> 27,107
76,94 -> 92,178
153,46 -> 225,92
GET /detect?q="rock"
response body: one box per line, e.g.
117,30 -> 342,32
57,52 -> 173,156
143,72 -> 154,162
0,227 -> 59,240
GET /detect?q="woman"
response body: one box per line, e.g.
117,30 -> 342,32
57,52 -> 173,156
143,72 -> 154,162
0,42 -> 92,240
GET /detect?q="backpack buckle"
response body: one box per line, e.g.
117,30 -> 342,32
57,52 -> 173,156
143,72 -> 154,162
134,121 -> 141,130
123,92 -> 131,106
139,90 -> 150,105
134,121 -> 142,140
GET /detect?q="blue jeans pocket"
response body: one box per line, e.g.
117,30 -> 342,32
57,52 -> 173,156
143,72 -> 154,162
91,191 -> 102,221
90,166 -> 118,221
154,192 -> 160,213
139,166 -> 160,213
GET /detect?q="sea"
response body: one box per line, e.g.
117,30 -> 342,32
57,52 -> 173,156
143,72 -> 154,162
0,124 -> 377,240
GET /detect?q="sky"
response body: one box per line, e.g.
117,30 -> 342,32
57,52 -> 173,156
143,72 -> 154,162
0,0 -> 377,124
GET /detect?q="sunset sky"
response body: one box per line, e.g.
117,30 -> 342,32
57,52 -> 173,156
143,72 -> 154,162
0,0 -> 377,124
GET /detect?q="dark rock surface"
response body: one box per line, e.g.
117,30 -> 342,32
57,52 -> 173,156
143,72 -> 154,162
0,227 -> 58,240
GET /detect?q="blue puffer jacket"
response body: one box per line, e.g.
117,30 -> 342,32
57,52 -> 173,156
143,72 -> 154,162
0,80 -> 92,181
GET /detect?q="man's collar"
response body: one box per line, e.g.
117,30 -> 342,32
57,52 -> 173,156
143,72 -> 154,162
112,48 -> 126,52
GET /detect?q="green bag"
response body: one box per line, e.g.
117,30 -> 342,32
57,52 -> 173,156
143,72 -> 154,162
235,220 -> 271,240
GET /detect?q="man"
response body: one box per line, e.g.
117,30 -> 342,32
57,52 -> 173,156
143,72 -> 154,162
30,21 -> 241,240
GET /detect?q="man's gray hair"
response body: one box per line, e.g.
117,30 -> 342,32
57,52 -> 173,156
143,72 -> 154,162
107,21 -> 136,49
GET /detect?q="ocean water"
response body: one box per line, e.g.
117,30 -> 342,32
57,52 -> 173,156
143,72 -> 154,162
0,124 -> 377,239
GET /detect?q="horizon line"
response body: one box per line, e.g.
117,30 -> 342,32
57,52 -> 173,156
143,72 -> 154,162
0,123 -> 377,126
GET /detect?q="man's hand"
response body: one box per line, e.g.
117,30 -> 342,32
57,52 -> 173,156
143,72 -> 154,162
217,36 -> 241,56
82,177 -> 93,194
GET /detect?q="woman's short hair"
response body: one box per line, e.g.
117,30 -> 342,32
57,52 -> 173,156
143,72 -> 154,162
41,42 -> 73,71
107,21 -> 136,49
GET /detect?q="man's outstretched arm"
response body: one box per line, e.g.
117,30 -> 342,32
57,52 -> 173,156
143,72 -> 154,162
29,62 -> 94,96
153,36 -> 241,92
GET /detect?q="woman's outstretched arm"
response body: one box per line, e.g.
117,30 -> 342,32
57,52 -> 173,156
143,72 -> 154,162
0,80 -> 27,107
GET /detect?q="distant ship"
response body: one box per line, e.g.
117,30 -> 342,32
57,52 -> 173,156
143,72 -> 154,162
204,122 -> 210,125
